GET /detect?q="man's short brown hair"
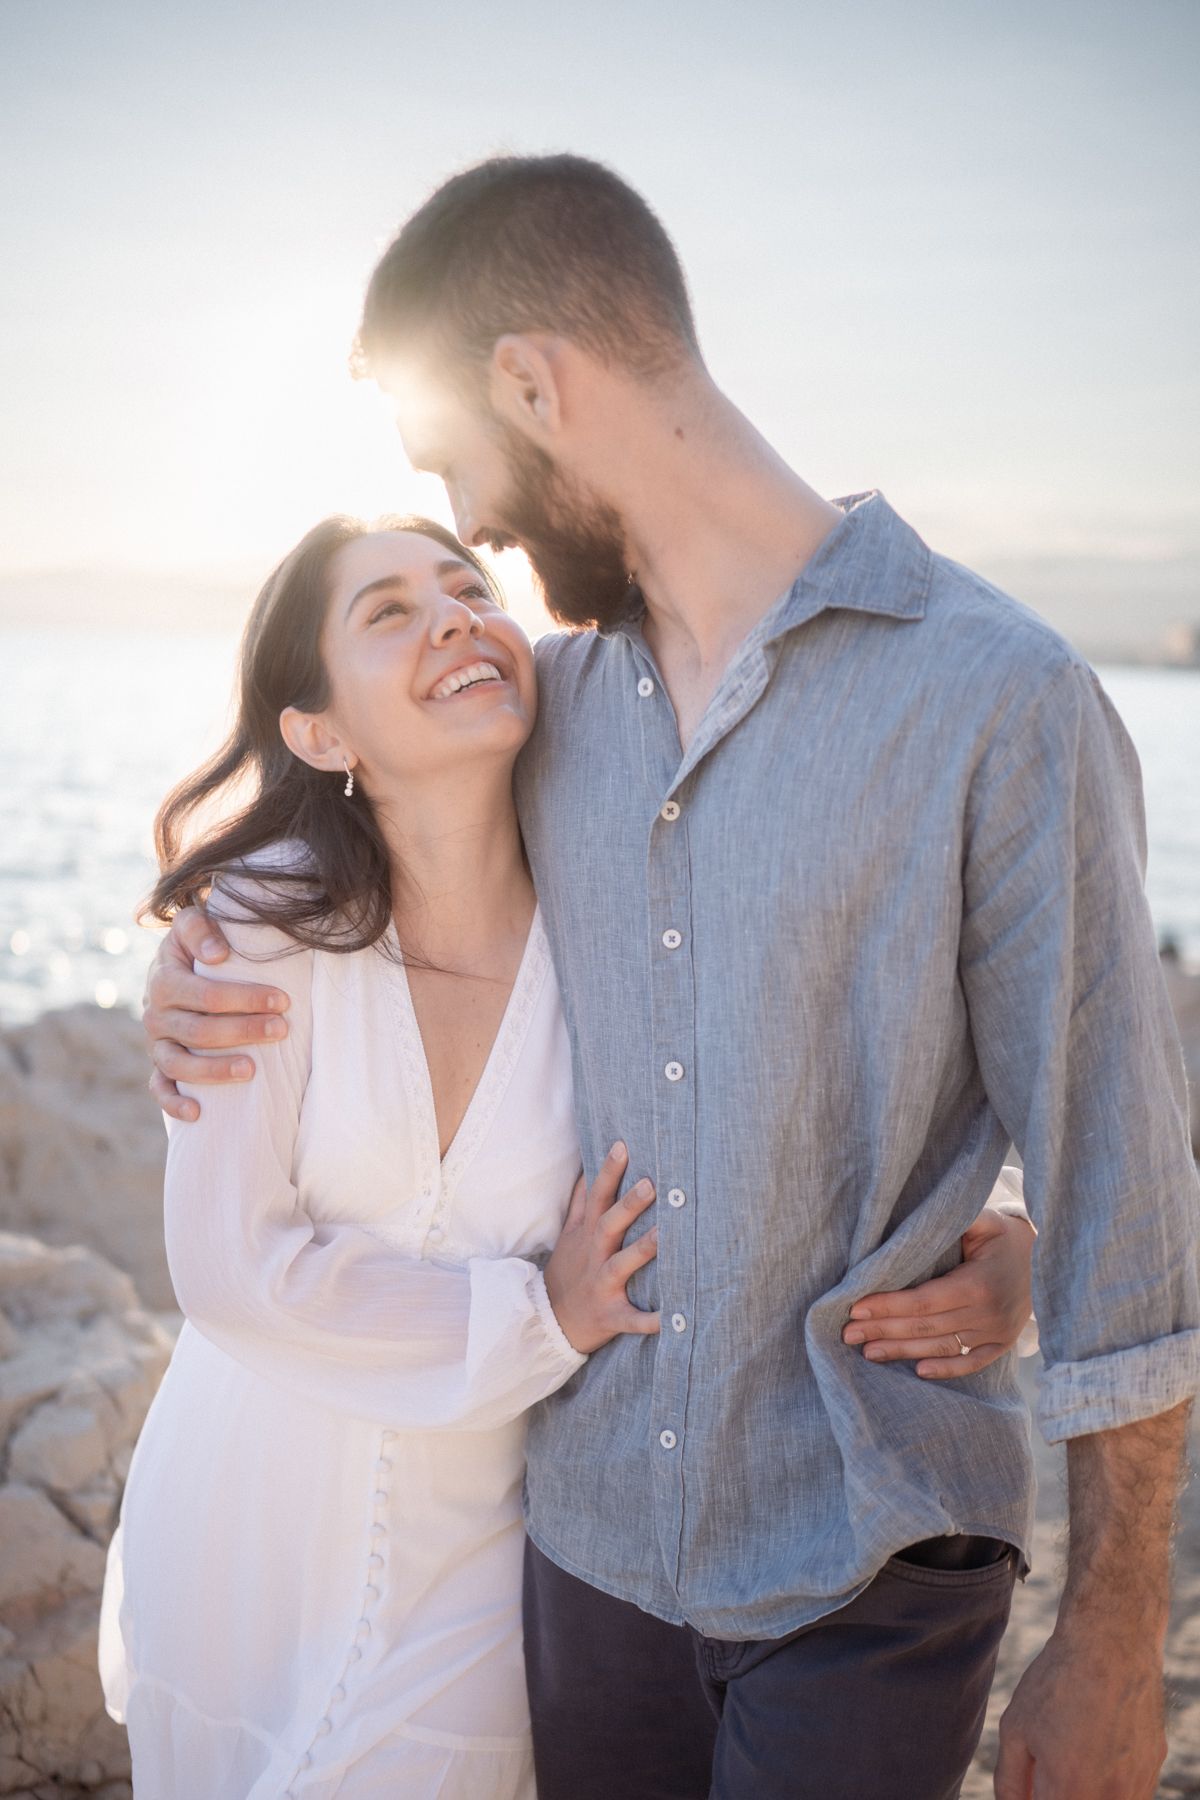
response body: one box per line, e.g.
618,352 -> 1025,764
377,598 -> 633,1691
355,154 -> 701,391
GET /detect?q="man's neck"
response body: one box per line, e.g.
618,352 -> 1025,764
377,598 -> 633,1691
602,382 -> 843,742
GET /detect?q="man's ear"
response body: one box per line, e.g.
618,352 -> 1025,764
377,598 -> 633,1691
279,706 -> 354,775
489,333 -> 563,439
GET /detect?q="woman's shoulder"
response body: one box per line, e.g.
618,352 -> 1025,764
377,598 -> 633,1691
206,841 -> 324,994
209,838 -> 317,919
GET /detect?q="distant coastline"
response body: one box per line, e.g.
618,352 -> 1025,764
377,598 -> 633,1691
3,546 -> 1197,666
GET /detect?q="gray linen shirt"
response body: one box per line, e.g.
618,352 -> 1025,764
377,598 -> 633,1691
514,491 -> 1200,1640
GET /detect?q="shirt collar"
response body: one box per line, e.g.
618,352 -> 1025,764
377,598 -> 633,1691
602,490 -> 931,646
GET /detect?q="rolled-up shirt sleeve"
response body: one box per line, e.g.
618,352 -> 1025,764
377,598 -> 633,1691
960,659 -> 1200,1443
165,884 -> 585,1431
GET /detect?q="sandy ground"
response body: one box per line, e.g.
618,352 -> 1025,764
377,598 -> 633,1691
964,1361 -> 1200,1799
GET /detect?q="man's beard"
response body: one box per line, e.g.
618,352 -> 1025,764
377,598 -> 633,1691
492,428 -> 634,632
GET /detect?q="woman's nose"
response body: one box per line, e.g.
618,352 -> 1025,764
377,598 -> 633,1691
430,599 -> 483,644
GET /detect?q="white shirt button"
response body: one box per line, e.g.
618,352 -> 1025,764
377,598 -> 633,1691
671,1313 -> 687,1333
668,1188 -> 687,1207
331,1685 -> 346,1704
355,1620 -> 371,1641
659,1429 -> 677,1450
367,1553 -> 384,1569
374,1458 -> 391,1473
317,1718 -> 332,1736
427,1225 -> 444,1243
662,929 -> 682,950
660,800 -> 681,821
363,1584 -> 380,1603
373,1489 -> 388,1505
370,1522 -> 386,1537
637,676 -> 655,697
347,1647 -> 362,1664
665,1061 -> 684,1082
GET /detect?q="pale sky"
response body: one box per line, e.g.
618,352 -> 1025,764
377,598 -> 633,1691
2,0 -> 1197,629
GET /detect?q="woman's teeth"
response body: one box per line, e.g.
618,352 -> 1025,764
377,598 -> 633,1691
429,661 -> 503,701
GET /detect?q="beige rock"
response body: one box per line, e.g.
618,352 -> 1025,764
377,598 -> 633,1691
0,1485 -> 106,1609
0,1005 -> 172,1309
0,1593 -> 132,1794
9,1398 -> 113,1496
0,1235 -> 172,1797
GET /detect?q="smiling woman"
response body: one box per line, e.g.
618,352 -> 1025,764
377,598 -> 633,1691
144,513 -> 534,958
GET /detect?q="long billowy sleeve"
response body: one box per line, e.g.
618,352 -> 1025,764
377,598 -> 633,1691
163,890 -> 585,1430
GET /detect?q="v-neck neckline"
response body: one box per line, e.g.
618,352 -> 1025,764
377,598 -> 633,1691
390,905 -> 549,1193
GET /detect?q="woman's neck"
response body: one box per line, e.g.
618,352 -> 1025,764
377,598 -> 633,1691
372,768 -> 534,966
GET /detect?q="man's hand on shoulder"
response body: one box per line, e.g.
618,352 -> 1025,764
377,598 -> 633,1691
143,905 -> 290,1121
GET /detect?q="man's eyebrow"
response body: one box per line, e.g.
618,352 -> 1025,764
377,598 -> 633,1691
345,561 -> 477,620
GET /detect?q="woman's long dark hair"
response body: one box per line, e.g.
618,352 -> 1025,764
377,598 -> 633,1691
145,514 -> 504,953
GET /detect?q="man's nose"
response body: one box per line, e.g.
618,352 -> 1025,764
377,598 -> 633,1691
446,488 -> 485,549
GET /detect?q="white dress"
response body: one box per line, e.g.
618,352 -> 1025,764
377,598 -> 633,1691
99,876 -> 585,1800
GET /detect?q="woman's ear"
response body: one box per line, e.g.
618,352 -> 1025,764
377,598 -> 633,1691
279,706 -> 355,774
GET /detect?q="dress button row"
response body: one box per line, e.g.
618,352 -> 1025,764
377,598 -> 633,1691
356,1620 -> 371,1642
368,1553 -> 385,1570
374,1456 -> 391,1472
373,1488 -> 388,1505
370,1521 -> 386,1538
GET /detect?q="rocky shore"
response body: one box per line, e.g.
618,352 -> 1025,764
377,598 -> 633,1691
0,989 -> 1197,1797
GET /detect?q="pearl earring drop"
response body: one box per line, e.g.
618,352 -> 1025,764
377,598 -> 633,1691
343,759 -> 355,798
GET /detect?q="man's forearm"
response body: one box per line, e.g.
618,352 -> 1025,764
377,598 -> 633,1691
1059,1399 -> 1192,1643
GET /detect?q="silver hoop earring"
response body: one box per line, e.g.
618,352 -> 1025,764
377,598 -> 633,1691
343,759 -> 355,798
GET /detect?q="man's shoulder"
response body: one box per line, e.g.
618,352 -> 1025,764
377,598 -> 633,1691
922,551 -> 1083,687
533,624 -> 608,680
531,626 -> 626,724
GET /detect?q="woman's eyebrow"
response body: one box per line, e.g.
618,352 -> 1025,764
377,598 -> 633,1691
344,561 -> 472,621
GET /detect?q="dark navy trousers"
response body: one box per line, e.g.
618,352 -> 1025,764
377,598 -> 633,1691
523,1535 -> 1017,1800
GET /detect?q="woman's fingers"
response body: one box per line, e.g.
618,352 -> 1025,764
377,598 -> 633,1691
608,1226 -> 658,1286
615,1304 -> 661,1336
601,1177 -> 656,1239
586,1142 -> 629,1217
852,1329 -> 1006,1379
563,1173 -> 589,1230
916,1342 -> 1007,1380
844,1308 -> 974,1346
